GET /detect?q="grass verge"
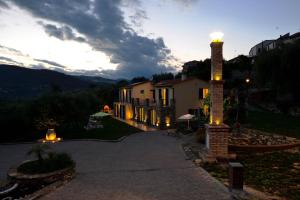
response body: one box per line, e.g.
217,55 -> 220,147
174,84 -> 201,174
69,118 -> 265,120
57,117 -> 141,140
201,151 -> 300,200
245,111 -> 300,139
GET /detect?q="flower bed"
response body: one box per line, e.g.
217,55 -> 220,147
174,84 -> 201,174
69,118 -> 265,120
5,164 -> 75,199
3,145 -> 76,199
229,128 -> 300,153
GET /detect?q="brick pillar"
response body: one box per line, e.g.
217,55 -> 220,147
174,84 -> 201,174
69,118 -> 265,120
210,42 -> 224,125
205,124 -> 230,158
204,40 -> 229,160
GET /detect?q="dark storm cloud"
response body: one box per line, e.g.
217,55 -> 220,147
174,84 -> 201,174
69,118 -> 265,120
35,59 -> 68,69
0,0 -> 176,79
0,1 -> 7,8
38,22 -> 86,43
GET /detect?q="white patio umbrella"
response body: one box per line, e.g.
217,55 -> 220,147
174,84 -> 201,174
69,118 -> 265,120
178,114 -> 195,129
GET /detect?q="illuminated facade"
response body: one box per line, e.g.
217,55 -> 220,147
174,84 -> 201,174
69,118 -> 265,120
114,77 -> 209,129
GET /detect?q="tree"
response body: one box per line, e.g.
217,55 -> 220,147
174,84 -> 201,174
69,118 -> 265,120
182,59 -> 211,81
152,73 -> 174,83
27,144 -> 51,163
253,40 -> 300,107
115,79 -> 129,88
130,76 -> 149,84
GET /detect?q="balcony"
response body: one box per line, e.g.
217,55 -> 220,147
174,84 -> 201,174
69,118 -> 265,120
130,98 -> 174,107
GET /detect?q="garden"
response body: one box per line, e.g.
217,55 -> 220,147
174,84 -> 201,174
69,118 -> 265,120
201,151 -> 300,200
0,144 -> 75,199
0,86 -> 140,143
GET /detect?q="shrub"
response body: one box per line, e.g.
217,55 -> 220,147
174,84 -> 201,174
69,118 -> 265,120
195,128 -> 206,143
18,152 -> 75,174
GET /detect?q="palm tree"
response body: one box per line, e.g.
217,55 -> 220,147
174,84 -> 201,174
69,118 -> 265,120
27,144 -> 51,163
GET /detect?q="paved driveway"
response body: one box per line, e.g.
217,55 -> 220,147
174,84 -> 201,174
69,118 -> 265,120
0,132 -> 231,200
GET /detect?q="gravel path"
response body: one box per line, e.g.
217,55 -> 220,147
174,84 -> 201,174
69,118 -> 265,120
0,132 -> 231,200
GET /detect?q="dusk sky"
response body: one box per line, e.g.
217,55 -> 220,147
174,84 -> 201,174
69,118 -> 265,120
0,0 -> 299,79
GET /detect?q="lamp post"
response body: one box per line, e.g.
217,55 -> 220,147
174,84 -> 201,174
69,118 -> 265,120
209,32 -> 224,125
203,32 -> 230,161
245,78 -> 251,118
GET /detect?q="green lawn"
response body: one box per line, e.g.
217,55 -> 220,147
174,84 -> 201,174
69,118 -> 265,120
245,111 -> 300,139
201,151 -> 300,200
240,152 -> 300,200
57,117 -> 141,140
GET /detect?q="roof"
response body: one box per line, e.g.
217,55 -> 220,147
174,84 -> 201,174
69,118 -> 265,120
289,32 -> 300,39
130,81 -> 151,87
154,77 -> 206,87
91,112 -> 111,118
120,80 -> 151,89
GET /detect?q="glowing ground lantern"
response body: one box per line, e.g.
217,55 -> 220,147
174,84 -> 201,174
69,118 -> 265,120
103,105 -> 110,113
46,129 -> 56,141
42,128 -> 61,143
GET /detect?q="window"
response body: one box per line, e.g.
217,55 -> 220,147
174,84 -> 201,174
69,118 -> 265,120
199,88 -> 209,99
199,88 -> 204,99
165,88 -> 169,106
152,90 -> 156,102
140,90 -> 144,94
159,89 -> 162,99
188,109 -> 197,115
203,88 -> 209,98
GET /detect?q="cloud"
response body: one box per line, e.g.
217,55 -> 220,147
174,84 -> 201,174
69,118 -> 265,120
129,8 -> 148,28
0,55 -> 23,65
0,0 -> 177,79
34,59 -> 67,69
163,0 -> 200,6
0,44 -> 68,71
0,1 -> 8,8
38,22 -> 86,43
0,56 -> 16,62
0,44 -> 25,56
172,0 -> 199,5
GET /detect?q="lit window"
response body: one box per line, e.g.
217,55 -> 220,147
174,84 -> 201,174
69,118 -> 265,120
162,88 -> 167,105
203,89 -> 209,98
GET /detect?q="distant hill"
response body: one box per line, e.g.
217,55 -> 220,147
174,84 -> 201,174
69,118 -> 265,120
76,75 -> 116,85
0,64 -> 95,99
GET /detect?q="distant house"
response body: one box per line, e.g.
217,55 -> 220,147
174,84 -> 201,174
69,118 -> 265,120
113,76 -> 209,129
249,40 -> 274,57
249,32 -> 300,58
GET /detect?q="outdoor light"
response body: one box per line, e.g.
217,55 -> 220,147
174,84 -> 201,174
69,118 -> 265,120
210,32 -> 224,43
214,75 -> 221,81
41,128 -> 61,143
245,78 -> 250,83
46,129 -> 57,141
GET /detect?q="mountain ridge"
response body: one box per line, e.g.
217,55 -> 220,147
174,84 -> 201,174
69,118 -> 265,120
0,64 -> 115,99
